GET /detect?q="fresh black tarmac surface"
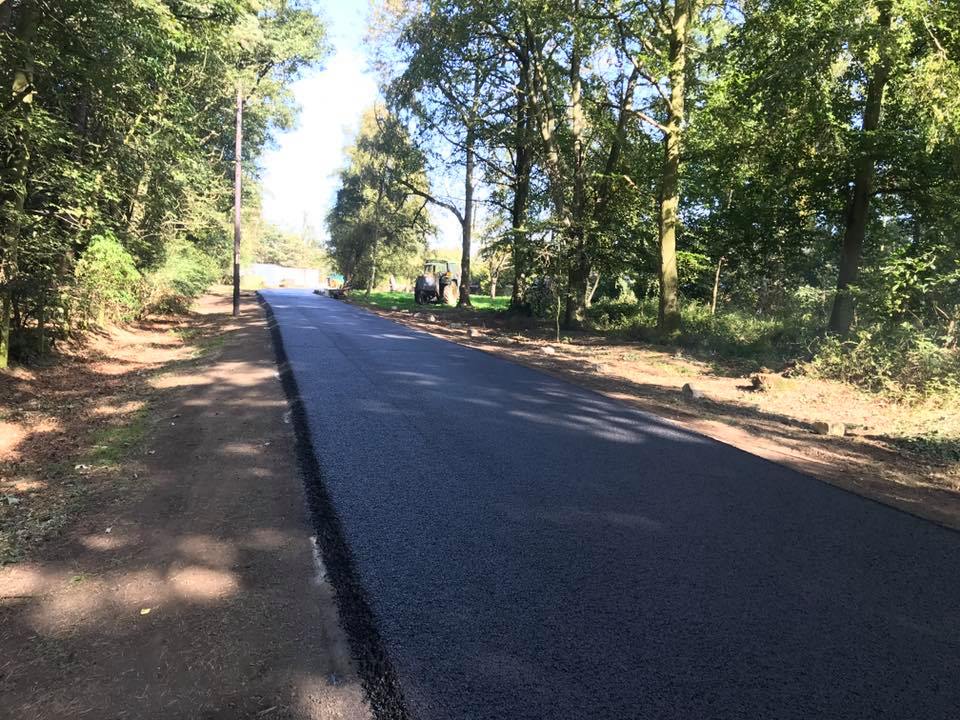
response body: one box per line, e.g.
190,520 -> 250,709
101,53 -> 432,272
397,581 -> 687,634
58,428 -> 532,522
262,289 -> 960,720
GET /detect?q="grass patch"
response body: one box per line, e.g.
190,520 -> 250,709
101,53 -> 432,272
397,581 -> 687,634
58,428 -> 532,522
174,323 -> 226,359
349,290 -> 510,314
87,407 -> 149,467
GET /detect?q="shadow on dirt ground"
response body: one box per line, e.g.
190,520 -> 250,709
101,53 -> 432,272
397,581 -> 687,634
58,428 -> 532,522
0,293 -> 369,720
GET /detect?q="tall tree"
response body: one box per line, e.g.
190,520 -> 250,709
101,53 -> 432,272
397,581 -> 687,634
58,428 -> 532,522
0,0 -> 327,365
326,108 -> 434,288
387,1 -> 507,307
517,0 -> 643,327
611,0 -> 708,332
827,0 -> 893,334
0,0 -> 37,368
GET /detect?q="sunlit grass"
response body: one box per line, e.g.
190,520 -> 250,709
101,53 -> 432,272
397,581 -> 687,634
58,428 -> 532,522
350,290 -> 510,313
87,407 -> 149,467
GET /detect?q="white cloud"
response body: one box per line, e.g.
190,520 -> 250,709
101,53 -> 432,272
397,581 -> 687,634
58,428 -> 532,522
259,0 -> 469,252
260,46 -> 378,235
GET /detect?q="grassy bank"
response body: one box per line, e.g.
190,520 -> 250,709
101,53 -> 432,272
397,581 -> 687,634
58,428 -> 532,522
347,290 -> 510,314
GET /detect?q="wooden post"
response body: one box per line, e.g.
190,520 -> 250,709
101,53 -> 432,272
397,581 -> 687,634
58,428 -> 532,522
232,82 -> 243,317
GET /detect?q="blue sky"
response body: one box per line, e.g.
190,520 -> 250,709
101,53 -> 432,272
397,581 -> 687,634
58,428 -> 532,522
259,0 -> 377,239
260,0 -> 466,251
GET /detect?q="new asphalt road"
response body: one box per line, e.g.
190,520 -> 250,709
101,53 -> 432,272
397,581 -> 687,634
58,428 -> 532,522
262,289 -> 960,720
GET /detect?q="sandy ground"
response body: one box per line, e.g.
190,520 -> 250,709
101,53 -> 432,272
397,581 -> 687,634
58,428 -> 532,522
347,299 -> 960,531
0,293 -> 369,719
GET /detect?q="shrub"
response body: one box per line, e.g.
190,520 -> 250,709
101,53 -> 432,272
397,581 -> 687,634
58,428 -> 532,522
526,277 -> 561,319
73,233 -> 142,326
587,299 -> 657,330
589,295 -> 960,398
807,325 -> 960,399
587,298 -> 813,364
140,241 -> 220,315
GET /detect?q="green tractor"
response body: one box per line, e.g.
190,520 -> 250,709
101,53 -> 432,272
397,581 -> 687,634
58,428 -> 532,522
414,259 -> 461,306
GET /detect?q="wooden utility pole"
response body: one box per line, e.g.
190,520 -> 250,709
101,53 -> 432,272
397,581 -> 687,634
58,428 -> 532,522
233,82 -> 243,317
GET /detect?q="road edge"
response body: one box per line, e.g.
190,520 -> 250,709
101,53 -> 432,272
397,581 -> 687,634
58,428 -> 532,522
258,292 -> 411,720
342,294 -> 960,536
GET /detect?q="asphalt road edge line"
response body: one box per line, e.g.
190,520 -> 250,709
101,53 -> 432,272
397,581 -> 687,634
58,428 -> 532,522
257,292 -> 412,720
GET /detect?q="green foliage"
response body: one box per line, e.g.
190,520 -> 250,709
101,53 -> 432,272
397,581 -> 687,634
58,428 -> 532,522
886,433 -> 960,464
586,293 -> 960,397
369,0 -> 959,395
526,279 -> 562,320
0,0 -> 327,364
141,241 -> 221,315
254,228 -> 326,269
808,326 -> 960,398
73,234 -> 142,326
588,298 -> 809,364
326,107 -> 434,288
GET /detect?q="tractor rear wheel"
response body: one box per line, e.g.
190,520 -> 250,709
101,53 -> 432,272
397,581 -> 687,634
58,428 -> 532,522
443,281 -> 458,306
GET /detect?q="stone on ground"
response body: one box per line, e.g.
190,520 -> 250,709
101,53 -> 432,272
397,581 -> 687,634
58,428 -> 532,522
813,421 -> 846,437
682,383 -> 703,401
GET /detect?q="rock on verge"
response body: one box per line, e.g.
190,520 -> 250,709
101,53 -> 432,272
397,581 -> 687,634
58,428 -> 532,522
812,421 -> 846,437
750,373 -> 782,392
681,383 -> 703,401
542,345 -> 556,355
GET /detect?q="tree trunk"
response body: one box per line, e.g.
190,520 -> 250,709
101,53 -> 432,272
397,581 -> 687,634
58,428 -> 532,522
511,45 -> 531,310
37,284 -> 46,355
459,126 -> 475,307
564,7 -> 589,329
368,175 -> 385,296
657,0 -> 690,334
711,256 -> 724,315
126,168 -> 151,238
232,82 -> 243,318
1,0 -> 37,369
827,1 -> 892,335
586,272 -> 601,307
564,248 -> 590,328
366,247 -> 377,295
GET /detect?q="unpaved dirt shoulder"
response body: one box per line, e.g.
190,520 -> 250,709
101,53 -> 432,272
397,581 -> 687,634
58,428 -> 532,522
0,294 -> 369,720
348,299 -> 960,532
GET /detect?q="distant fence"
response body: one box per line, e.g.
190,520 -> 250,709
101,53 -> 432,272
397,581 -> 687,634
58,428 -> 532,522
241,263 -> 321,288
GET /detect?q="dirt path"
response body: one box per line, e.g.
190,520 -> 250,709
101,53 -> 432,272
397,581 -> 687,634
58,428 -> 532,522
0,294 -> 369,719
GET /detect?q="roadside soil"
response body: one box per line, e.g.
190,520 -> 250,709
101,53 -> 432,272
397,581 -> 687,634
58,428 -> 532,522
0,291 -> 368,719
346,297 -> 960,531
